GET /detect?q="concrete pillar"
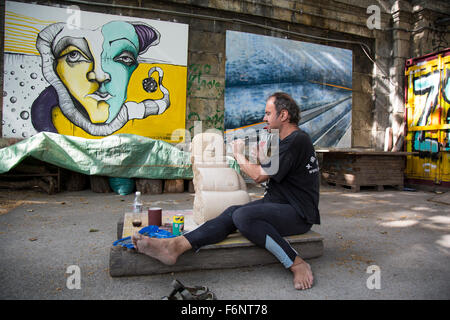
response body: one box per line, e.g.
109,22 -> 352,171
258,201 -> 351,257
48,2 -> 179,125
389,0 -> 412,149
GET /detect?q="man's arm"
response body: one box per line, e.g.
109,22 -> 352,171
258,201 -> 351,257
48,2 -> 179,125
231,140 -> 270,184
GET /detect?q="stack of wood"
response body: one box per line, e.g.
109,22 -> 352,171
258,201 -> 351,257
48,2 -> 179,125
319,150 -> 407,192
0,158 -> 60,194
89,176 -> 194,194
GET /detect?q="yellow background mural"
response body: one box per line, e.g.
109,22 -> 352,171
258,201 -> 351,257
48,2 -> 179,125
52,63 -> 187,142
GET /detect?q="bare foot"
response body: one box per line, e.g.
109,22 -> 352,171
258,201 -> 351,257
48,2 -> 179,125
131,232 -> 144,249
131,233 -> 191,265
290,257 -> 314,290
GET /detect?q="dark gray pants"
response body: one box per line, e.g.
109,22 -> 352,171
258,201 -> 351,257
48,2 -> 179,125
184,199 -> 312,268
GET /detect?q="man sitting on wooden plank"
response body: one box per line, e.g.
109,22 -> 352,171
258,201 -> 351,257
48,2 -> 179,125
132,92 -> 321,290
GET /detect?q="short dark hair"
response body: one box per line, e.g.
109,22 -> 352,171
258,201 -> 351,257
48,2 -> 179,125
268,92 -> 301,125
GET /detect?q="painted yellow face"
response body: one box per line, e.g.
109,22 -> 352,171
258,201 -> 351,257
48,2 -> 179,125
56,45 -> 109,123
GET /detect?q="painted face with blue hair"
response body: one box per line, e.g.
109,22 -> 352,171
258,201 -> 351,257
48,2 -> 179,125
32,20 -> 165,135
54,21 -> 153,123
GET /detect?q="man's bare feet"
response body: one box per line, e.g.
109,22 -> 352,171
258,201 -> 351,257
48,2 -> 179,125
290,256 -> 314,290
131,233 -> 191,265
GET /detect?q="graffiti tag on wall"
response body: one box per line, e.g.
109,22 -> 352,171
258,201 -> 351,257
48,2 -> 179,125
187,63 -> 224,99
2,1 -> 188,143
187,63 -> 225,132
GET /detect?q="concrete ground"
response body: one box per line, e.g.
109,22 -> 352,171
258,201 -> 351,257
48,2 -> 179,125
0,183 -> 449,300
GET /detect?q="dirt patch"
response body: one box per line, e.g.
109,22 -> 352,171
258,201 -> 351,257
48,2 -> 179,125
0,190 -> 49,215
334,253 -> 376,274
0,199 -> 24,215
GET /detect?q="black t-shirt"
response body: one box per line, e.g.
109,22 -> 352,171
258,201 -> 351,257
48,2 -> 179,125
261,129 -> 320,225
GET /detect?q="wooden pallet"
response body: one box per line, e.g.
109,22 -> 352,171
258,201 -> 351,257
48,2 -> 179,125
324,180 -> 403,192
318,150 -> 408,193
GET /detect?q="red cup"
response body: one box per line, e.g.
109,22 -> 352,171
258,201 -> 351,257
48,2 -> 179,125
148,207 -> 162,226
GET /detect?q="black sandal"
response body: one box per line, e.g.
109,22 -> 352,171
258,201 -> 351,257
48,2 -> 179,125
162,279 -> 217,300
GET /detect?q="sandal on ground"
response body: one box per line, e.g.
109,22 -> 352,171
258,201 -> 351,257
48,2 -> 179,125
161,279 -> 217,300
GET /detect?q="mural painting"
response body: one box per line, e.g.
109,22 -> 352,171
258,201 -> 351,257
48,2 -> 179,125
224,31 -> 353,148
405,48 -> 450,185
2,1 -> 188,143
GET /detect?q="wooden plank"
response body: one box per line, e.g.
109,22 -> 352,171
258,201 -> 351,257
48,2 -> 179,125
0,177 -> 56,194
111,212 -> 324,277
323,174 -> 403,184
322,170 -> 404,177
122,212 -> 149,239
325,180 -> 403,191
325,178 -> 404,188
203,231 -> 324,249
321,168 -> 405,174
322,162 -> 405,170
0,173 -> 57,178
109,230 -> 324,277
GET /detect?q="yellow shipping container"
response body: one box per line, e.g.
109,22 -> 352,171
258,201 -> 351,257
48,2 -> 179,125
405,48 -> 450,186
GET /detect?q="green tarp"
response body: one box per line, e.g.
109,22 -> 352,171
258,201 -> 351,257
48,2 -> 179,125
0,132 -> 239,179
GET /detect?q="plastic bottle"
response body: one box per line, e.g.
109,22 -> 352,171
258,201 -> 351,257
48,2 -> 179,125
133,191 -> 143,213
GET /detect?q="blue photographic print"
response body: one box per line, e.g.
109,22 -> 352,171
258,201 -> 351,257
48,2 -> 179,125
224,31 -> 352,147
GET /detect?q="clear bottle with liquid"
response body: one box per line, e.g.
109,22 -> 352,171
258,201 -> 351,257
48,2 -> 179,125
133,191 -> 143,213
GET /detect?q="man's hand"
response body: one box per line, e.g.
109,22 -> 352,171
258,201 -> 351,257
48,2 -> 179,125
231,139 -> 245,157
230,139 -> 269,184
250,141 -> 269,164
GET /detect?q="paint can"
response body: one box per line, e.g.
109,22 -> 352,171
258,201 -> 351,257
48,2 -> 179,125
172,214 -> 184,236
148,207 -> 162,226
